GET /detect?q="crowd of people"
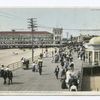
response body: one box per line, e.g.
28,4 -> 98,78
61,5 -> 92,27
0,45 -> 85,91
32,57 -> 43,75
53,45 -> 82,91
74,44 -> 85,61
31,49 -> 48,75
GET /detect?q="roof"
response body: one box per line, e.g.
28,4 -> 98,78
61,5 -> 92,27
0,31 -> 52,35
89,37 -> 100,45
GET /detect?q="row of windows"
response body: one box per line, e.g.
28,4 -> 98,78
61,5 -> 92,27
0,37 -> 53,40
0,42 -> 53,45
0,40 -> 53,44
85,51 -> 100,64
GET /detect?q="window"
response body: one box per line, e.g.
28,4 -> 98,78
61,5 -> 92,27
85,52 -> 88,59
89,51 -> 92,63
99,51 -> 100,60
94,52 -> 99,65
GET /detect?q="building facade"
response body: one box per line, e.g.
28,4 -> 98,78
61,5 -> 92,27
0,31 -> 53,48
53,28 -> 63,44
85,37 -> 100,66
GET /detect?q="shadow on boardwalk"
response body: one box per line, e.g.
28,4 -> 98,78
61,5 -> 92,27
12,82 -> 24,85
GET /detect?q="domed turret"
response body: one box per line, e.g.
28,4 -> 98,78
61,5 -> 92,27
89,37 -> 100,45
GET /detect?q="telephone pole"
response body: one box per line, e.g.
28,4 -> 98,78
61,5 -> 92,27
27,18 -> 37,62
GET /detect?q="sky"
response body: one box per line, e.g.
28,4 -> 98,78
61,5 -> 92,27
0,8 -> 100,37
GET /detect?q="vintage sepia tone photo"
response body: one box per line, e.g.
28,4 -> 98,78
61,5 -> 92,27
0,8 -> 100,95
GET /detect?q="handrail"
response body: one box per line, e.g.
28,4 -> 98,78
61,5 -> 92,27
6,50 -> 53,71
7,55 -> 39,71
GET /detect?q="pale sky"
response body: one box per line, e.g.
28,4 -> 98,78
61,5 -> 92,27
0,8 -> 100,37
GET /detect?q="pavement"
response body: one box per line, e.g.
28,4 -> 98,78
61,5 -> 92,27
0,51 -> 83,91
0,55 -> 64,91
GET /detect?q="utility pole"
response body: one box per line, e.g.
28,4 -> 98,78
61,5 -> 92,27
27,18 -> 37,62
41,39 -> 43,54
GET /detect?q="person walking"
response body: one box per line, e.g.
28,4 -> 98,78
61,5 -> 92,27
0,65 -> 4,77
69,61 -> 74,71
26,59 -> 29,69
54,66 -> 59,79
38,58 -> 43,75
21,57 -> 25,66
7,70 -> 13,85
45,48 -> 48,57
32,62 -> 36,72
61,67 -> 66,80
2,68 -> 8,85
61,60 -> 64,67
21,57 -> 26,69
35,62 -> 38,72
65,68 -> 72,89
64,61 -> 69,71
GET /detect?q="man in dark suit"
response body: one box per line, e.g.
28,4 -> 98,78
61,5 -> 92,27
54,66 -> 59,79
7,70 -> 13,85
2,69 -> 8,84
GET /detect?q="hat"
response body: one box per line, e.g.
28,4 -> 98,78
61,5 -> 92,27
1,64 -> 4,67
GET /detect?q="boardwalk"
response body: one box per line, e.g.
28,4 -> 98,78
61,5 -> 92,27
0,52 -> 83,91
